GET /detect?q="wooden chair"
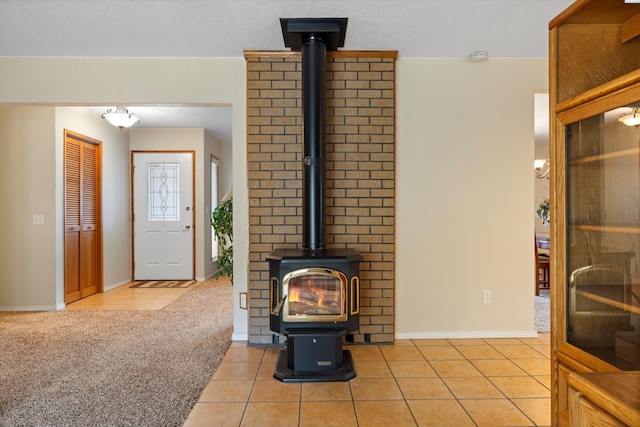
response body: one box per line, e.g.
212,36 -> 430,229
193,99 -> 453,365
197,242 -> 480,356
535,238 -> 550,296
567,263 -> 632,347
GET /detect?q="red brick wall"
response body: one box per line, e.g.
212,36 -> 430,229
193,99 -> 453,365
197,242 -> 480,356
245,50 -> 396,344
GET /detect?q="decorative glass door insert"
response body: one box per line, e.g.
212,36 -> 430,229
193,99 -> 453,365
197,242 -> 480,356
147,162 -> 180,221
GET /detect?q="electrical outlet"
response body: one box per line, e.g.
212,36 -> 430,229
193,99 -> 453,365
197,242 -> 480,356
483,290 -> 492,304
33,214 -> 45,225
239,292 -> 248,310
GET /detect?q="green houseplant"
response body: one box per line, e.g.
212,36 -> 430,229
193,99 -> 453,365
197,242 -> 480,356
536,198 -> 550,227
211,197 -> 233,282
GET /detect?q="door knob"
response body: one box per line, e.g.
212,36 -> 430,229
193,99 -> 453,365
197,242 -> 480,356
185,224 -> 191,230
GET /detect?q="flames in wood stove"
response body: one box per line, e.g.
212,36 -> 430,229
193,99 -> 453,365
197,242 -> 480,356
286,270 -> 345,319
269,18 -> 361,382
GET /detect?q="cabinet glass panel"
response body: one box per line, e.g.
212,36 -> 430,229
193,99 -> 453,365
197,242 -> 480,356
565,104 -> 640,370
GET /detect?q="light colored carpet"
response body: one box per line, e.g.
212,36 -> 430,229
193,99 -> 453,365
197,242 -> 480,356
535,290 -> 550,333
0,278 -> 233,427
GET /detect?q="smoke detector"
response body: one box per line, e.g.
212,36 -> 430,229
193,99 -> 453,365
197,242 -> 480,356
469,51 -> 489,62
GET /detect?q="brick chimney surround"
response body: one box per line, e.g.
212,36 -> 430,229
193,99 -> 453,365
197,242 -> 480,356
245,50 -> 397,345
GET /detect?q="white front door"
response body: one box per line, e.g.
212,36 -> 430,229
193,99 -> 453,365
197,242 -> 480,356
133,152 -> 194,280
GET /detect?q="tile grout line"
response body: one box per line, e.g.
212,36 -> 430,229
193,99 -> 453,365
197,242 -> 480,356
382,341 -> 425,427
486,336 -> 550,427
421,339 -> 494,427
225,346 -> 264,427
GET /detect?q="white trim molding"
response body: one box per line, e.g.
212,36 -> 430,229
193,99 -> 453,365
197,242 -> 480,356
396,330 -> 540,340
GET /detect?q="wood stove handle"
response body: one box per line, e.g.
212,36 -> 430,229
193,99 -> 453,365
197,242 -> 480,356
270,277 -> 279,314
351,276 -> 360,315
273,295 -> 287,315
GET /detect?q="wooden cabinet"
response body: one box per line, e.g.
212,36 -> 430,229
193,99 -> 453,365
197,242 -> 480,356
568,372 -> 640,426
549,1 -> 640,426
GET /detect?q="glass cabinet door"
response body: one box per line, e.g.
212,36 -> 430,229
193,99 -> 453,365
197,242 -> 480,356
563,102 -> 640,370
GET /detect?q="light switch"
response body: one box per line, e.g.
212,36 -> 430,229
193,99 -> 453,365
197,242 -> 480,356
33,214 -> 45,225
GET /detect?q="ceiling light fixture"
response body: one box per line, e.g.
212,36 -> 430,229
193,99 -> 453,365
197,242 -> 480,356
617,108 -> 640,127
101,107 -> 140,130
535,158 -> 550,179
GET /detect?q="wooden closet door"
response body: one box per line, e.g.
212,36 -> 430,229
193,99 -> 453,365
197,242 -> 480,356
64,130 -> 102,304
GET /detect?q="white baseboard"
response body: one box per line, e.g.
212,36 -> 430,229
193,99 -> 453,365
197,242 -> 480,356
103,279 -> 132,292
231,331 -> 539,343
0,305 -> 58,311
395,330 -> 540,340
232,332 -> 248,341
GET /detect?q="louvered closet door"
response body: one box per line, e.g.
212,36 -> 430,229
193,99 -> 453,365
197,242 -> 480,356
64,130 -> 102,304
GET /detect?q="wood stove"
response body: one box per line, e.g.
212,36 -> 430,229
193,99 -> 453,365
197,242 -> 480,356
269,18 -> 361,382
268,249 -> 361,381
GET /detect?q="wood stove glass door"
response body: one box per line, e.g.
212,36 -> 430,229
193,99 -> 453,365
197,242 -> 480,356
283,268 -> 347,322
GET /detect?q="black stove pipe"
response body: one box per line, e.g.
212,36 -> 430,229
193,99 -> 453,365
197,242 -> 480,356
280,18 -> 347,253
301,35 -> 327,253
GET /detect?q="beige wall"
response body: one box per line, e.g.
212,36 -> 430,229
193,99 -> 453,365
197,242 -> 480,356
396,58 -> 545,337
0,56 -> 544,338
0,107 -> 57,309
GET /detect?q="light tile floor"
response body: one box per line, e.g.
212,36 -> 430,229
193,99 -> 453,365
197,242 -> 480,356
184,335 -> 551,427
65,283 -> 191,310
67,284 -> 551,426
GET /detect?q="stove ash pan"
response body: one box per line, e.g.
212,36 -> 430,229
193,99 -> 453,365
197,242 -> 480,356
268,248 -> 362,335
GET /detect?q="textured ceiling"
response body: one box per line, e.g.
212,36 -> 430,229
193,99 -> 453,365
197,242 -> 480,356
0,0 -> 575,142
0,0 -> 573,58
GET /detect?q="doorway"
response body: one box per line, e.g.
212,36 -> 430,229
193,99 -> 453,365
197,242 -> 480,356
132,151 -> 195,280
534,91 -> 551,332
211,155 -> 220,261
